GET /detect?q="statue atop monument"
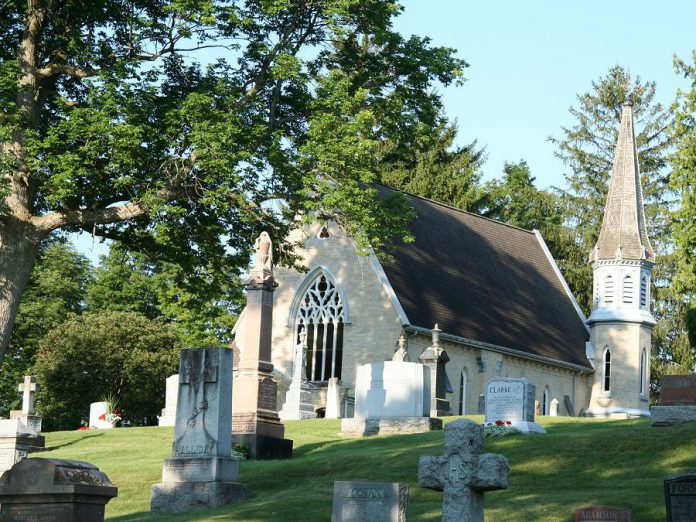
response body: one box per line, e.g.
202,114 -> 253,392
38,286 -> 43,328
250,231 -> 275,285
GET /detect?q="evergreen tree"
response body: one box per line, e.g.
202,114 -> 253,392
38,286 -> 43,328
379,121 -> 486,211
670,52 -> 696,370
550,66 -> 688,383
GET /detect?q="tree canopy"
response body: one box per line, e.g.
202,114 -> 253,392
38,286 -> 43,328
0,0 -> 467,361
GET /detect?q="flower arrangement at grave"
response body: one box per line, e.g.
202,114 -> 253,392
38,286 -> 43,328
482,420 -> 520,438
99,395 -> 122,425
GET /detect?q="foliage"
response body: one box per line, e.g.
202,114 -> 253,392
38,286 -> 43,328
0,240 -> 92,416
0,0 -> 467,360
671,52 -> 696,351
36,416 -> 696,520
482,420 -> 521,438
33,311 -> 181,430
87,243 -> 242,346
379,121 -> 486,211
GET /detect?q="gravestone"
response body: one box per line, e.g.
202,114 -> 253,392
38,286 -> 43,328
550,398 -> 559,417
484,377 -> 545,434
88,402 -> 115,429
575,506 -> 632,521
279,327 -> 317,420
419,324 -> 451,417
651,376 -> 696,426
325,377 -> 342,419
664,472 -> 696,522
418,418 -> 509,522
9,376 -> 42,434
0,419 -> 45,475
232,232 -> 293,459
151,347 -> 247,513
0,458 -> 117,522
158,374 -> 179,427
341,360 -> 441,436
331,481 -> 408,522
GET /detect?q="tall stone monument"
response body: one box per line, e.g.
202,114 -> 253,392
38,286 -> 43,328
419,324 -> 451,417
279,327 -> 317,420
151,347 -> 247,513
419,418 -> 509,522
9,375 -> 42,434
158,374 -> 179,427
232,232 -> 293,459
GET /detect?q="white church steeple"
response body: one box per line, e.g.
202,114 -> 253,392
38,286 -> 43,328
585,101 -> 655,418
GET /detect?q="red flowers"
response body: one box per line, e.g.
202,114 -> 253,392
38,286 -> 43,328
495,420 -> 504,426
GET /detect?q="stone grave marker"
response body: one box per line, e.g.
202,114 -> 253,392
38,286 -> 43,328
151,347 -> 247,513
89,402 -> 116,429
418,418 -> 508,522
279,327 -> 317,420
9,376 -> 42,434
341,359 -> 441,436
652,376 -> 696,426
664,472 -> 696,522
0,458 -> 117,521
331,481 -> 408,522
158,374 -> 179,427
550,398 -> 559,417
575,505 -> 632,521
0,419 -> 45,475
325,377 -> 342,419
419,324 -> 451,417
484,377 -> 545,434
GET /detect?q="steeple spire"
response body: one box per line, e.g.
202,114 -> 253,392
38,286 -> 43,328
591,102 -> 655,263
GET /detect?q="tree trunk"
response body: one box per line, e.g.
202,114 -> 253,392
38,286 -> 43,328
0,219 -> 43,363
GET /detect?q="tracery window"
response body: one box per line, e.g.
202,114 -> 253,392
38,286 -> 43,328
458,370 -> 467,415
640,349 -> 647,396
542,386 -> 550,415
295,273 -> 345,382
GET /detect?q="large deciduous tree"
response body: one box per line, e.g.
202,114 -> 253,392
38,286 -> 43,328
0,1 -> 465,361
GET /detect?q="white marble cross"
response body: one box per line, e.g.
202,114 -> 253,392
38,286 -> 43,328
18,375 -> 40,415
418,418 -> 508,522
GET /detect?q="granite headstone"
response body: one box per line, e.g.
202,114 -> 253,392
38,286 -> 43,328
664,473 -> 696,522
331,481 -> 408,522
484,377 -> 545,434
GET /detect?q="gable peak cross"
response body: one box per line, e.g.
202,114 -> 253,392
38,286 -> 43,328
18,375 -> 40,415
418,418 -> 508,522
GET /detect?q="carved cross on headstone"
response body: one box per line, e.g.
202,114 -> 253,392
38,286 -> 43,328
418,418 -> 508,522
18,376 -> 40,415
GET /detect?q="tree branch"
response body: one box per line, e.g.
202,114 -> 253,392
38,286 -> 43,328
37,63 -> 96,79
32,201 -> 149,232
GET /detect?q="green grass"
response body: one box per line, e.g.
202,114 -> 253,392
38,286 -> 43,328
36,416 -> 696,521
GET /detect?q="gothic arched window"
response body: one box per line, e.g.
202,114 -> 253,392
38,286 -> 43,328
542,386 -> 550,416
294,271 -> 346,382
604,275 -> 614,304
640,348 -> 647,396
603,348 -> 611,393
622,275 -> 633,304
458,369 -> 467,415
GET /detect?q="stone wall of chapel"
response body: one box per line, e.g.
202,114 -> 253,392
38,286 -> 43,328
404,334 -> 593,417
270,222 -> 404,392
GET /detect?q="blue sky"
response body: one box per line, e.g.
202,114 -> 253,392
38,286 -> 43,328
395,0 -> 695,188
73,2 -> 696,262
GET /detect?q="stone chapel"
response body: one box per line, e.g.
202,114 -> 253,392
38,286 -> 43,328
234,102 -> 654,419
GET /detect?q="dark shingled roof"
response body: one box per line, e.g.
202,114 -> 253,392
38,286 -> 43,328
377,186 -> 591,369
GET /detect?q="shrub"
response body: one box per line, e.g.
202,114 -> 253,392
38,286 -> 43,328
33,311 -> 181,430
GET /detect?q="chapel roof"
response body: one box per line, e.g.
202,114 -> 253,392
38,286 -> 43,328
376,185 -> 592,369
591,102 -> 655,262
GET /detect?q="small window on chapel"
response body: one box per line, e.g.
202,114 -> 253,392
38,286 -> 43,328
318,226 -> 330,239
603,349 -> 611,393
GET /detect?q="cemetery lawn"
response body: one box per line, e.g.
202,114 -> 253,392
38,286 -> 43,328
39,416 -> 696,521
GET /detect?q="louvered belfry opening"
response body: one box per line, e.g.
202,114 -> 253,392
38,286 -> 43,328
295,274 -> 345,383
